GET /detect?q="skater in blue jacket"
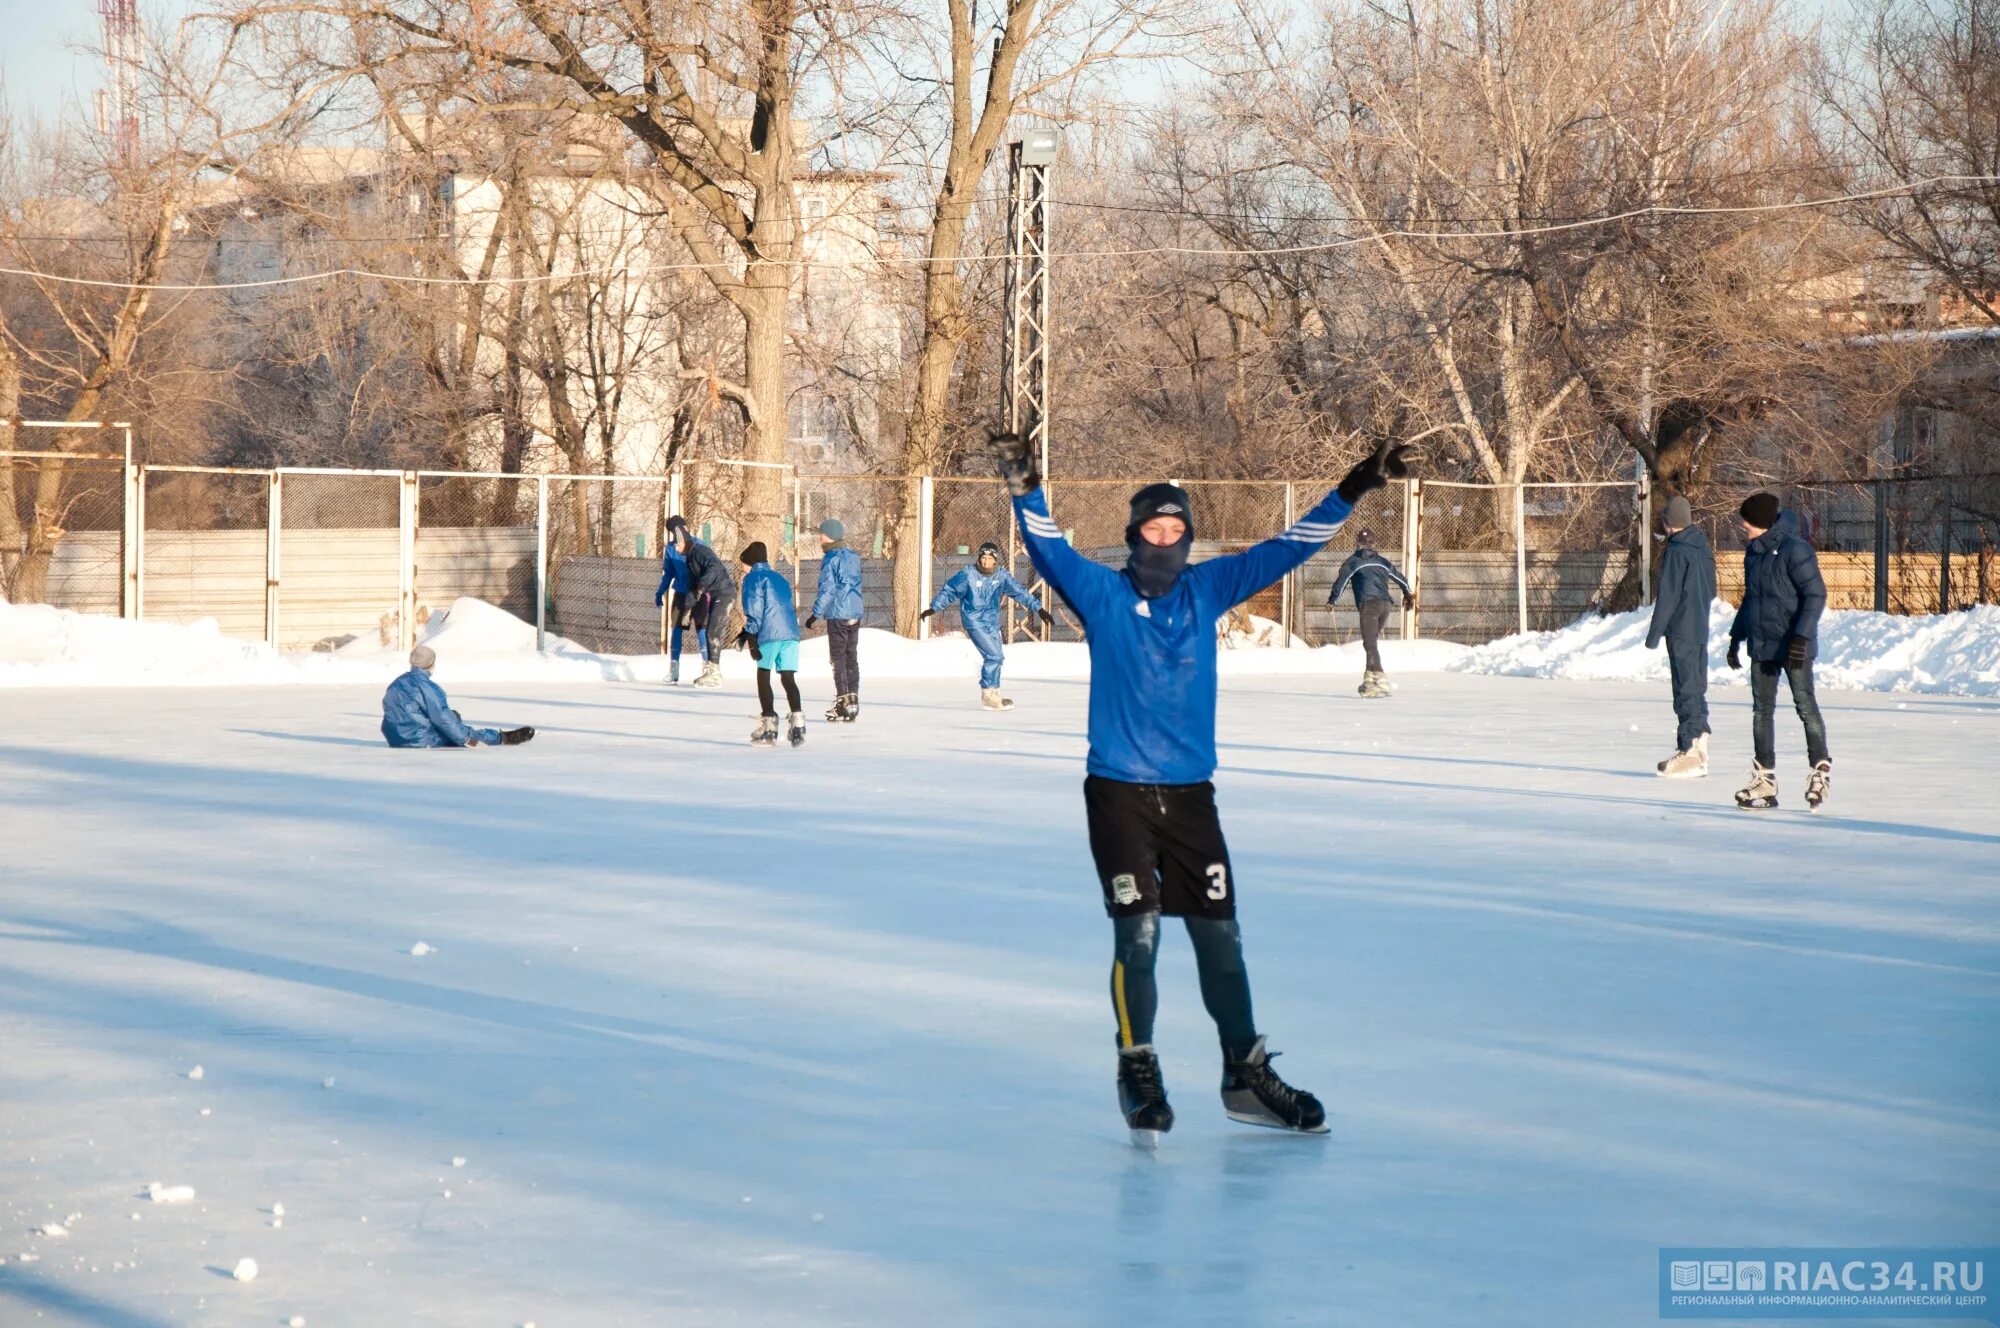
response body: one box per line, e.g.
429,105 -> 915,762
653,532 -> 709,684
921,540 -> 1051,710
738,542 -> 806,747
807,518 -> 864,722
381,646 -> 533,748
1001,429 -> 1415,1144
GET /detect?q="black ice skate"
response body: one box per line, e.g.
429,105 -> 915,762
1220,1037 -> 1328,1134
500,726 -> 535,746
1805,759 -> 1831,812
824,694 -> 858,724
1735,764 -> 1778,809
1117,1045 -> 1174,1149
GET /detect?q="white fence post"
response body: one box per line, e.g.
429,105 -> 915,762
120,425 -> 142,620
1639,467 -> 1653,604
535,475 -> 549,652
1514,482 -> 1529,636
1281,482 -> 1297,647
265,471 -> 282,648
1403,478 -> 1421,640
917,474 -> 935,640
398,471 -> 418,653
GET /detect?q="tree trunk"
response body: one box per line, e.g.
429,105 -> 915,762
0,327 -> 21,594
738,266 -> 791,552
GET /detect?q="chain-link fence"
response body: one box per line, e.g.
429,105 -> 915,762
2,453 -> 127,615
15,442 -> 1994,657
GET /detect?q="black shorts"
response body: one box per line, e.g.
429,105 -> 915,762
1084,776 -> 1237,920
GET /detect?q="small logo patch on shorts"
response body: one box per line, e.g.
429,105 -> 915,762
1110,874 -> 1141,906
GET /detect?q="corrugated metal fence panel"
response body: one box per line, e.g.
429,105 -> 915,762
416,527 -> 536,623
45,532 -> 123,615
141,529 -> 267,640
278,528 -> 401,650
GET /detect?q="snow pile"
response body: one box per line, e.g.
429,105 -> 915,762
0,594 -> 1467,688
1453,601 -> 2000,697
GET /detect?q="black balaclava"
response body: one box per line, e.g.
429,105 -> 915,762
666,515 -> 690,551
1124,482 -> 1194,599
976,541 -> 1001,573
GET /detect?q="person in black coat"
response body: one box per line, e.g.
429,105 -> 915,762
1645,495 -> 1717,776
1326,529 -> 1415,699
1727,491 -> 1832,809
667,516 -> 738,688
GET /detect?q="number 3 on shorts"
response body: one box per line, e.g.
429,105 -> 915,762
1205,863 -> 1229,901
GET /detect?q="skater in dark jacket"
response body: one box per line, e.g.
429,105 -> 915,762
667,516 -> 736,688
1326,529 -> 1414,698
1646,496 -> 1717,778
381,646 -> 533,748
1727,492 -> 1831,809
806,519 -> 864,722
1003,427 -> 1416,1143
653,536 -> 708,684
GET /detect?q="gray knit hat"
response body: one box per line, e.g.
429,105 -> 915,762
410,644 -> 437,670
818,518 -> 845,540
1662,495 -> 1693,530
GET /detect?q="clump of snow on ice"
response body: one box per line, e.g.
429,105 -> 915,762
408,941 -> 434,956
16,1252 -> 38,1263
271,1202 -> 284,1216
289,1317 -> 307,1327
450,1157 -> 466,1168
37,1222 -> 69,1237
145,1183 -> 195,1204
321,1076 -> 336,1089
187,1065 -> 204,1080
232,1257 -> 259,1281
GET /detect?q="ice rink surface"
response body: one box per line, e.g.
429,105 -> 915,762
2,673 -> 1995,1327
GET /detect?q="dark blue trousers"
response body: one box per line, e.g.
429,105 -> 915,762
1665,635 -> 1711,752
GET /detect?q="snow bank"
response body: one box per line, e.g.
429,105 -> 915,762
0,595 -> 1467,688
1453,601 -> 2000,697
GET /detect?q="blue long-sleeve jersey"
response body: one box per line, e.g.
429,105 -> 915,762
930,564 -> 1041,632
655,545 -> 690,608
812,545 -> 864,621
740,563 -> 801,643
1014,484 -> 1351,783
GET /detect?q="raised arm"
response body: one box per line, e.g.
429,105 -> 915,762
991,432 -> 1118,618
1192,486 -> 1354,613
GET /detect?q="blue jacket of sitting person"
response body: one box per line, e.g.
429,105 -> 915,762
381,646 -> 502,747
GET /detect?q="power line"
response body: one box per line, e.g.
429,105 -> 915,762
0,175 -> 1992,293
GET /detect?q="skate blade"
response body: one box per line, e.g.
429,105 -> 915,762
1657,767 -> 1709,779
1128,1128 -> 1162,1150
1225,1109 -> 1331,1135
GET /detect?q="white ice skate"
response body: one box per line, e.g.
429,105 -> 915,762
980,687 -> 1014,711
1657,734 -> 1709,779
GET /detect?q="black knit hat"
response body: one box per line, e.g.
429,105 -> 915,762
977,541 -> 1001,562
740,541 -> 769,566
1356,527 -> 1376,547
1126,483 -> 1194,541
1739,492 -> 1780,529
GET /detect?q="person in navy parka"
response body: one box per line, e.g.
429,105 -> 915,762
381,646 -> 532,748
1645,495 -> 1717,778
921,540 -> 1050,710
1727,491 -> 1831,810
1325,528 -> 1414,698
1001,428 -> 1416,1142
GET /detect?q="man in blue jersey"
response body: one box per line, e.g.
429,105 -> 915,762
1000,431 -> 1414,1144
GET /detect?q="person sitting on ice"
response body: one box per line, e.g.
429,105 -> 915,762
919,540 -> 1052,710
380,645 -> 533,748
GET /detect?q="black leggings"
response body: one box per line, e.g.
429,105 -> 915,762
757,669 -> 803,717
1111,911 -> 1257,1060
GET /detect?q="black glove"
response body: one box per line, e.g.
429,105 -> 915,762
805,614 -> 819,629
918,608 -> 935,622
989,430 -> 1041,498
1727,640 -> 1742,670
1038,608 -> 1054,626
739,631 -> 759,659
1403,592 -> 1416,610
1785,635 -> 1810,669
1336,438 -> 1419,504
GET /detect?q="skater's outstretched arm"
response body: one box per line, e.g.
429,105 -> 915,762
1325,553 -> 1362,605
998,571 -> 1042,615
928,568 -> 971,615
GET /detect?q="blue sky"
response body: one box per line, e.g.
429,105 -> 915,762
0,0 -> 192,126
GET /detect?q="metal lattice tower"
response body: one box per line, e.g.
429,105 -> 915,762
1001,132 -> 1057,479
97,0 -> 142,166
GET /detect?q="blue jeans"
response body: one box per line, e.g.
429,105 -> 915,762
966,619 -> 1004,689
1751,660 -> 1829,768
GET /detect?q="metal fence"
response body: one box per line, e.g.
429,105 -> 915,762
8,435 -> 1995,657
